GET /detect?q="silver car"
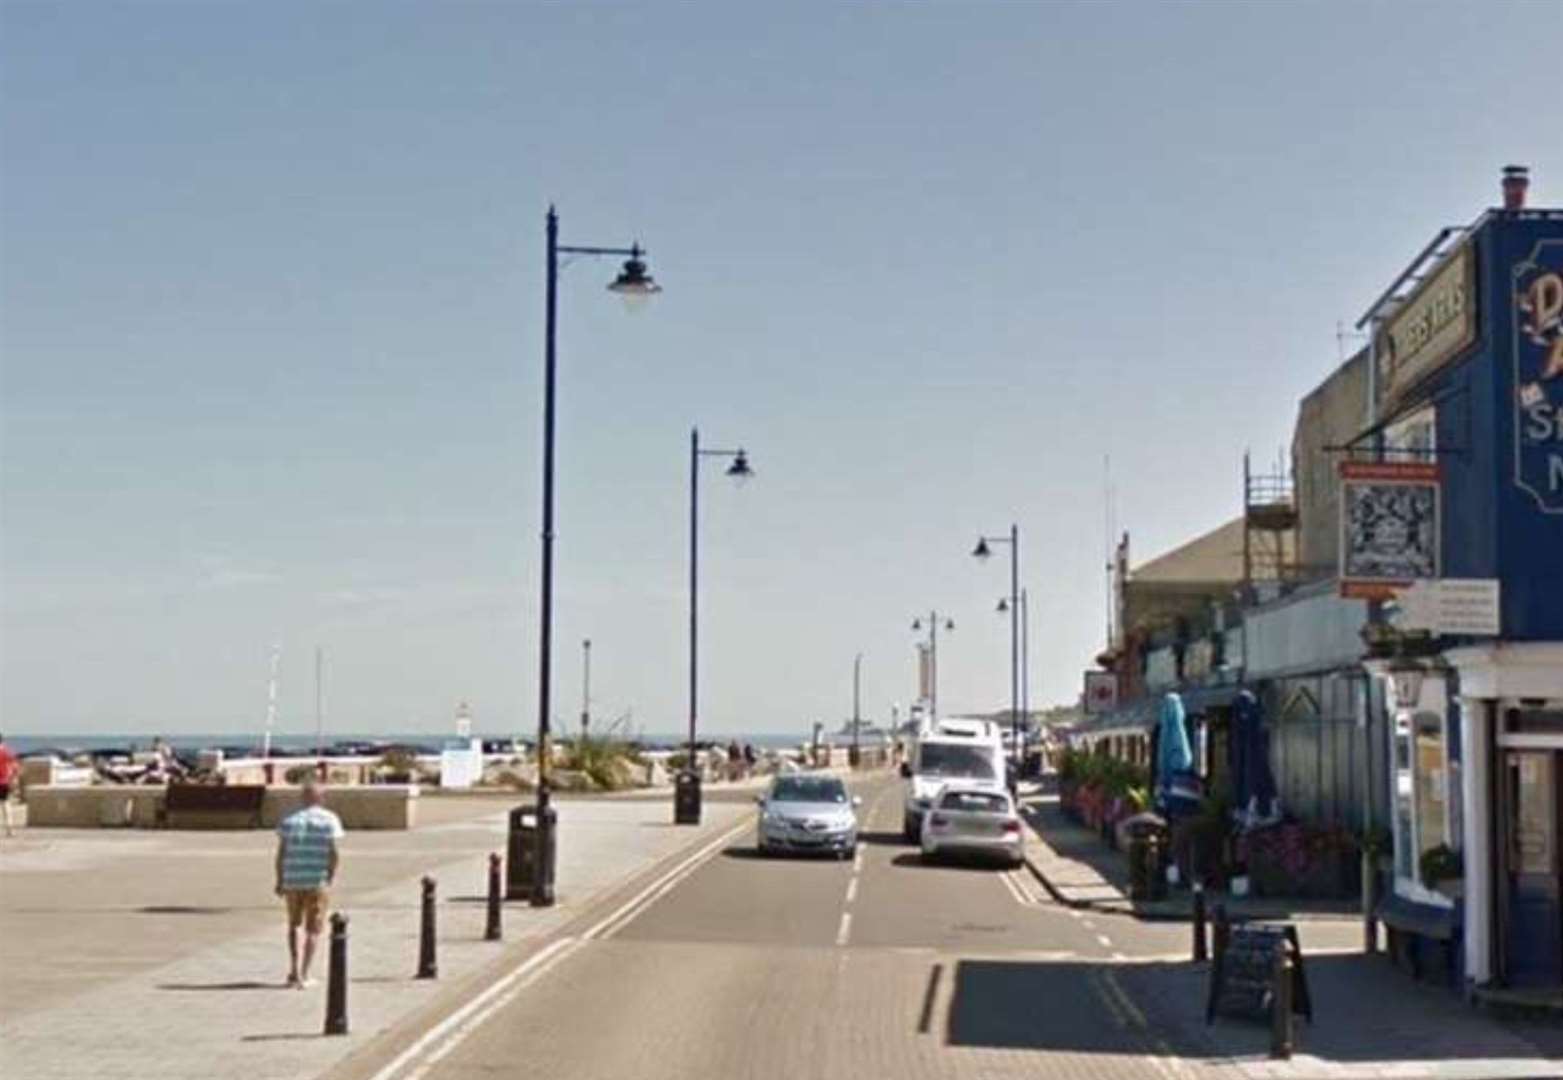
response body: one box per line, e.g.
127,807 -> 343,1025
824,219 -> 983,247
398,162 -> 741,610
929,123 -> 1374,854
756,775 -> 860,858
919,784 -> 1024,867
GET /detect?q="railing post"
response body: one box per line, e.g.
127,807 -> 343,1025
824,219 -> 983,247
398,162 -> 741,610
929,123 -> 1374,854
1192,884 -> 1208,962
1270,947 -> 1295,1059
1212,903 -> 1230,967
485,853 -> 503,942
323,913 -> 348,1036
417,876 -> 438,979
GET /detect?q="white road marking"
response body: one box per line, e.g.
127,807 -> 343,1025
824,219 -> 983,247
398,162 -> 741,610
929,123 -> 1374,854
997,871 -> 1031,907
1067,909 -> 1083,919
1112,951 -> 1127,961
1096,933 -> 1114,948
853,847 -> 865,872
370,814 -> 750,1080
845,876 -> 858,905
836,911 -> 853,946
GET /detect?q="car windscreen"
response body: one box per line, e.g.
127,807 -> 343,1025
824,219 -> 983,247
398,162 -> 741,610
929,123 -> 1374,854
916,743 -> 997,779
939,790 -> 1010,813
771,778 -> 847,803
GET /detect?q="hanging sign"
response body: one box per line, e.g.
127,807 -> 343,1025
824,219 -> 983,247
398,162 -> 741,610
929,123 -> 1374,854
1514,239 -> 1563,514
1083,671 -> 1118,715
1339,461 -> 1441,599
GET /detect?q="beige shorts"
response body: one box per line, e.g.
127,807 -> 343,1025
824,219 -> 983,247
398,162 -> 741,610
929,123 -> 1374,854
283,888 -> 329,932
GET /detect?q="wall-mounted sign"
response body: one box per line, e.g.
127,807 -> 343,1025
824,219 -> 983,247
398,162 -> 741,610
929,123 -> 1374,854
1379,243 -> 1477,411
1339,461 -> 1441,599
1083,671 -> 1118,715
1513,238 -> 1563,514
1395,578 -> 1501,636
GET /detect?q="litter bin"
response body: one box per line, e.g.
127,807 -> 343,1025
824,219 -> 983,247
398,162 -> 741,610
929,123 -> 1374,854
506,804 -> 555,901
1124,818 -> 1170,901
674,770 -> 702,825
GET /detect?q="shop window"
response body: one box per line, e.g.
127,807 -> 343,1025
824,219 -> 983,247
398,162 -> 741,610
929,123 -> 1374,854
1391,694 -> 1454,905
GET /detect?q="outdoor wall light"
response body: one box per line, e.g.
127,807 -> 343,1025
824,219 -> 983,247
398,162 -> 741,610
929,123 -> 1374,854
1387,657 -> 1427,712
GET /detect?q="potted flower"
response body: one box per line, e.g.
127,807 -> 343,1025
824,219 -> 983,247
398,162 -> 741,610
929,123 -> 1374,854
1419,844 -> 1464,900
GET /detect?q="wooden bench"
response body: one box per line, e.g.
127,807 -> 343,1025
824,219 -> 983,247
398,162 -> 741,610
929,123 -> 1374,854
161,783 -> 268,829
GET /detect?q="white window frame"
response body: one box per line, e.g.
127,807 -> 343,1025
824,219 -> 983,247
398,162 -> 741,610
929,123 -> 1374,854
1391,675 -> 1455,909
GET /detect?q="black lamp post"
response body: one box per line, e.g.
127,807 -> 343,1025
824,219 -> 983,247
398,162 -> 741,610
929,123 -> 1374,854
997,587 -> 1030,777
527,207 -> 659,906
911,612 -> 954,720
678,427 -> 752,825
850,652 -> 863,767
973,525 -> 1021,788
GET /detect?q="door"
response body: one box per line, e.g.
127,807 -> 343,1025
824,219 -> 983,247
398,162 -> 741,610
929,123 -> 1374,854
1503,750 -> 1563,987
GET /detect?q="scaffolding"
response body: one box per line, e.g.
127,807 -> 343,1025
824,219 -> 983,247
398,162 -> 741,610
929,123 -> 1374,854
1244,450 -> 1298,589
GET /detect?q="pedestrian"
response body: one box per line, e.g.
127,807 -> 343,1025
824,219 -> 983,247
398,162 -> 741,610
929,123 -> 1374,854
742,742 -> 757,779
274,779 -> 344,988
0,733 -> 18,838
727,740 -> 742,782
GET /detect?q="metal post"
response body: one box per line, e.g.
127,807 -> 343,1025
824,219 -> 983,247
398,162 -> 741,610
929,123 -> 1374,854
323,912 -> 348,1036
1009,524 -> 1021,786
928,612 -> 938,719
417,876 -> 437,978
581,638 -> 591,739
1270,948 -> 1295,1059
531,207 -> 560,909
1020,589 -> 1029,776
1212,903 -> 1230,966
677,426 -> 703,825
485,853 -> 502,942
1193,884 -> 1208,962
851,653 -> 862,768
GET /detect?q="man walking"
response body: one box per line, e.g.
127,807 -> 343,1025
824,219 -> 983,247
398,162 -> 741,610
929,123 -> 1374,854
0,733 -> 18,838
274,779 -> 343,988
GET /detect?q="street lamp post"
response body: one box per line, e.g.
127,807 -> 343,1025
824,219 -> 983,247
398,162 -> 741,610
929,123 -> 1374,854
910,612 -> 954,720
973,525 -> 1021,788
679,427 -> 752,825
998,587 -> 1031,777
850,652 -> 863,768
525,206 -> 660,908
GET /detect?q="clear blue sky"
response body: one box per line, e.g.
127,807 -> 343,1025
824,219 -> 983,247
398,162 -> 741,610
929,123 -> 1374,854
3,2 -> 1558,739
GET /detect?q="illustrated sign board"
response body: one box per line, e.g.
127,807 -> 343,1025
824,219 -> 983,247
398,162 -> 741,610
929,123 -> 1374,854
1395,578 -> 1501,636
1083,671 -> 1118,714
1514,239 -> 1563,514
1339,461 -> 1441,599
1379,243 -> 1477,412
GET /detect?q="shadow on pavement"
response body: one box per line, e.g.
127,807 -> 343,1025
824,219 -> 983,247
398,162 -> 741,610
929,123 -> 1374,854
890,853 -> 1012,874
944,951 -> 1563,1068
156,980 -> 281,992
857,830 -> 909,847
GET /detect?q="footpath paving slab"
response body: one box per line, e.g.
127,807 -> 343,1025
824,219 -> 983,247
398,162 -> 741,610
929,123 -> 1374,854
0,794 -> 750,1080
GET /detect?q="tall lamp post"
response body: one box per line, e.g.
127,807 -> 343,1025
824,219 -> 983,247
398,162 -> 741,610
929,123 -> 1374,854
973,525 -> 1021,788
524,206 -> 660,908
910,613 -> 955,721
997,587 -> 1030,776
678,427 -> 753,825
850,652 -> 863,768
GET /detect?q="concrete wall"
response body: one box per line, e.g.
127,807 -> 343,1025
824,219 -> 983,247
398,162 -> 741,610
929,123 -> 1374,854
24,784 -> 419,830
1292,348 -> 1367,580
1243,582 -> 1368,678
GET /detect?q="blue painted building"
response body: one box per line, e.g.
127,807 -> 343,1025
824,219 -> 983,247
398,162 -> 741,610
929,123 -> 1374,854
1354,167 -> 1563,994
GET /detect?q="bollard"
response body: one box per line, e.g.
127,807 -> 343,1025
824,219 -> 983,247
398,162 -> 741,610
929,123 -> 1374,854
485,853 -> 502,942
417,876 -> 438,979
1192,884 -> 1208,962
1362,847 -> 1379,954
1212,903 -> 1230,967
323,913 -> 348,1036
1270,947 -> 1295,1059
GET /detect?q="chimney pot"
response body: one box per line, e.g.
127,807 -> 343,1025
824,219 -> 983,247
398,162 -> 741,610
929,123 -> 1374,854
1502,164 -> 1530,211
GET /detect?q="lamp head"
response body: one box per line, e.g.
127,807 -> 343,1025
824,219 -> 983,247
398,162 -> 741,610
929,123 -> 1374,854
607,244 -> 661,311
972,538 -> 992,560
1387,657 -> 1426,712
996,598 -> 1009,613
911,619 -> 923,632
944,619 -> 954,631
725,449 -> 753,483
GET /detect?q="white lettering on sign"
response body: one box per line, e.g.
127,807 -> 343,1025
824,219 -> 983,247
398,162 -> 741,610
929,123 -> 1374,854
1520,269 -> 1563,380
1514,240 -> 1563,515
1382,244 -> 1476,407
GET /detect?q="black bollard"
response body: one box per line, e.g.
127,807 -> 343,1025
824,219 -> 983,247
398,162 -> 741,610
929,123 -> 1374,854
1362,847 -> 1379,954
417,875 -> 438,979
1192,885 -> 1208,962
485,853 -> 502,942
324,913 -> 348,1036
1270,947 -> 1294,1059
1212,903 -> 1230,967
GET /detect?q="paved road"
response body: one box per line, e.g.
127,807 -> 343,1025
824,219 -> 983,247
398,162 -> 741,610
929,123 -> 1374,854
348,774 -> 1218,1080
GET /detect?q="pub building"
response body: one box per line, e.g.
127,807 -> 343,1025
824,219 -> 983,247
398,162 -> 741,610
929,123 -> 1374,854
1351,166 -> 1563,1000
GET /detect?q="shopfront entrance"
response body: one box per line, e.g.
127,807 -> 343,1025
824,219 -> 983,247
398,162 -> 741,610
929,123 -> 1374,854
1501,744 -> 1563,986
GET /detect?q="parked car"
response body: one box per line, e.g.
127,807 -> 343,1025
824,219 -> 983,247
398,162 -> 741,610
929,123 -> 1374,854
919,784 -> 1024,867
902,720 -> 1007,841
756,774 -> 861,858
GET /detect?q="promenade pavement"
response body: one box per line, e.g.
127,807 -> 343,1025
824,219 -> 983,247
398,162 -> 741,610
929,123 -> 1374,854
1017,781 -> 1563,1079
0,787 -> 754,1080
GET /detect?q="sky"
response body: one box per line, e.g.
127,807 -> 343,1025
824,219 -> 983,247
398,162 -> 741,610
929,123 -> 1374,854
3,1 -> 1560,741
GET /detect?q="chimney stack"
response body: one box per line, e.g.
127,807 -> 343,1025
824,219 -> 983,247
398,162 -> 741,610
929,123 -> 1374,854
1502,164 -> 1530,211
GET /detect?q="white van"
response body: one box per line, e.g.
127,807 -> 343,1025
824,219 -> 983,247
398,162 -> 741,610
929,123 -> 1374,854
901,720 -> 1007,841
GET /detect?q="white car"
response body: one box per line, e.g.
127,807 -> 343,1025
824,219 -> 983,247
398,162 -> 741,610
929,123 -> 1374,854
919,784 -> 1024,867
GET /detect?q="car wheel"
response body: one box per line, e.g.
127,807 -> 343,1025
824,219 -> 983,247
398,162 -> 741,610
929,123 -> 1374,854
920,849 -> 936,865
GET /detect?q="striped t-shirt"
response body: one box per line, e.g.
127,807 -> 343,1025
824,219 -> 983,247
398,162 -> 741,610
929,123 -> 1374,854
277,804 -> 344,890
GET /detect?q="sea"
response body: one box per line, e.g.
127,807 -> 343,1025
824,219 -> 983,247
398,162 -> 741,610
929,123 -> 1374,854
3,730 -> 866,758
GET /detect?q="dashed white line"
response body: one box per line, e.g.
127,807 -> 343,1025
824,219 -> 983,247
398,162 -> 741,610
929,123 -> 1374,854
845,876 -> 859,905
1096,933 -> 1114,948
836,910 -> 853,946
